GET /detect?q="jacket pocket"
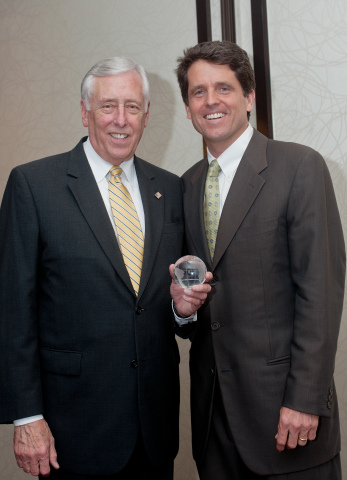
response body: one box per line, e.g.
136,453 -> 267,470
267,355 -> 291,366
40,347 -> 82,376
237,217 -> 278,239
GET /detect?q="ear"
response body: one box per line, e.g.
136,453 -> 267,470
185,104 -> 192,120
246,90 -> 255,113
144,101 -> 150,128
81,100 -> 89,127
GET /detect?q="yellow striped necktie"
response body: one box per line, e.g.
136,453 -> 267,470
203,159 -> 221,261
108,166 -> 144,295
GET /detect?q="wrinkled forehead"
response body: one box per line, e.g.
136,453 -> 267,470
90,72 -> 146,105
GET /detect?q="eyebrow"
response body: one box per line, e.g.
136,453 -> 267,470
189,81 -> 235,94
99,97 -> 143,105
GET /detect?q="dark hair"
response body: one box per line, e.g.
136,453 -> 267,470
176,41 -> 255,119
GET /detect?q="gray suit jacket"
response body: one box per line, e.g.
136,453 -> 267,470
181,129 -> 345,475
0,138 -> 184,475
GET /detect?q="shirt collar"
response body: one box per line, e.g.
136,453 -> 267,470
83,137 -> 136,184
207,124 -> 253,177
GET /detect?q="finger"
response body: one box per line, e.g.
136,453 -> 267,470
205,271 -> 213,282
21,459 -> 32,474
191,283 -> 211,293
307,427 -> 317,441
38,458 -> 51,477
183,294 -> 204,307
49,440 -> 59,469
15,456 -> 24,468
30,462 -> 41,476
286,430 -> 299,449
297,431 -> 308,446
169,264 -> 175,278
275,431 -> 288,452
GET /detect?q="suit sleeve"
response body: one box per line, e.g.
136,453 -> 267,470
0,167 -> 43,423
282,149 -> 346,417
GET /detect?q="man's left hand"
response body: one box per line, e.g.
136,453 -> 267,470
275,406 -> 319,451
169,264 -> 212,318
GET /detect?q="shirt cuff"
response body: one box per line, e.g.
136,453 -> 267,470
14,415 -> 44,426
172,300 -> 197,326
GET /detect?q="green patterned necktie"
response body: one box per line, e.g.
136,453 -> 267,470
203,159 -> 221,260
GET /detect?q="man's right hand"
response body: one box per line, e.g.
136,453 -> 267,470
14,419 -> 59,476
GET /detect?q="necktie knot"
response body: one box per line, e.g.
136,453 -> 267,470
110,166 -> 123,182
207,159 -> 221,177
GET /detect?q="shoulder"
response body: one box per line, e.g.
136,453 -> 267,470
266,137 -> 323,165
181,158 -> 206,182
11,138 -> 86,179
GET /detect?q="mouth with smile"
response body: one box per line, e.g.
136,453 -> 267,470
110,133 -> 129,139
204,113 -> 226,120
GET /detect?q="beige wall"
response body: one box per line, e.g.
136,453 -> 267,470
0,1 -> 346,479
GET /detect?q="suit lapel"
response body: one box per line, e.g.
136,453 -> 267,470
134,157 -> 165,300
212,130 -> 268,269
66,139 -> 134,294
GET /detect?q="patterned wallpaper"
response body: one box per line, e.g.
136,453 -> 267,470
0,0 -> 346,479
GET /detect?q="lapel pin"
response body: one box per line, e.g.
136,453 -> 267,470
155,192 -> 162,199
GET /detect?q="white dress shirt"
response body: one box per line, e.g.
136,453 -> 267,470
206,124 -> 253,214
14,138 -> 145,426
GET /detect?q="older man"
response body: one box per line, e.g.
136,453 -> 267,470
0,56 -> 209,479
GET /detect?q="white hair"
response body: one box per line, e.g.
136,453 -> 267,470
81,57 -> 150,112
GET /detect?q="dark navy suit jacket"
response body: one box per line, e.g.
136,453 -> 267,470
0,138 -> 184,474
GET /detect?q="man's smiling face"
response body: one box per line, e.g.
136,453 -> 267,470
81,71 -> 149,165
185,60 -> 254,158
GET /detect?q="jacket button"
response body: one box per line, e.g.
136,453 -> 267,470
210,276 -> 218,287
327,401 -> 332,409
131,360 -> 138,368
135,306 -> 143,315
329,387 -> 334,395
211,321 -> 220,331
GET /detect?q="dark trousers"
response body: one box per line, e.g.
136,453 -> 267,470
198,380 -> 341,480
40,431 -> 173,480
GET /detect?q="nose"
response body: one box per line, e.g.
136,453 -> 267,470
206,89 -> 219,107
112,105 -> 127,127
